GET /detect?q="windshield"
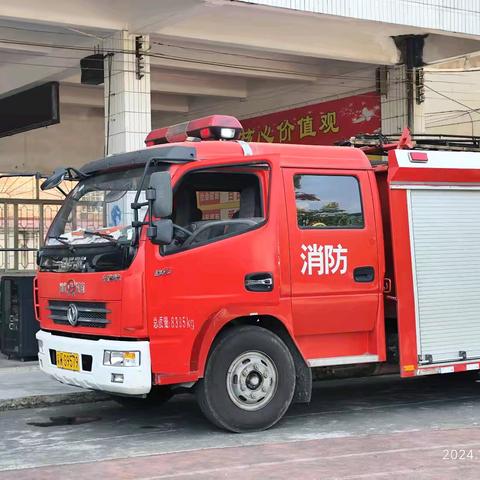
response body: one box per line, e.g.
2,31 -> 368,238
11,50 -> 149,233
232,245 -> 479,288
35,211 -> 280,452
46,168 -> 150,247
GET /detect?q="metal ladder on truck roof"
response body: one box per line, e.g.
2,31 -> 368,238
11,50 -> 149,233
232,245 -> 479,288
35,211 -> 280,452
336,127 -> 480,164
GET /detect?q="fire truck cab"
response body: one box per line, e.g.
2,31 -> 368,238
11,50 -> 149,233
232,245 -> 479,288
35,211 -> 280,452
36,116 -> 480,432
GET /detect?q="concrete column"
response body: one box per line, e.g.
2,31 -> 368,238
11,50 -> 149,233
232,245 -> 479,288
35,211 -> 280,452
103,31 -> 151,155
381,65 -> 407,135
381,65 -> 425,135
381,35 -> 426,135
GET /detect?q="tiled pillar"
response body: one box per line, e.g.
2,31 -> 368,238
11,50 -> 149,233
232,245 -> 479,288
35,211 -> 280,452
381,66 -> 425,135
103,31 -> 151,154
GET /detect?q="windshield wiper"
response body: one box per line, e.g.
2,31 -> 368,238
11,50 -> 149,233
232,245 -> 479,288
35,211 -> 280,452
84,230 -> 119,245
48,235 -> 77,253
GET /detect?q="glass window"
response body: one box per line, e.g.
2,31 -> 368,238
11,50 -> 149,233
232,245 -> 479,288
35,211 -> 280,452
196,191 -> 241,220
294,175 -> 364,229
165,172 -> 264,253
45,168 -> 151,247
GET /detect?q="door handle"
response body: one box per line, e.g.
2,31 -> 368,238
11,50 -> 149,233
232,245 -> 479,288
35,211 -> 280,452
245,272 -> 274,292
353,266 -> 375,283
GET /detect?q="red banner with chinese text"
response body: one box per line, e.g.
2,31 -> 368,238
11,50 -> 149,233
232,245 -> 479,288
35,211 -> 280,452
240,92 -> 381,145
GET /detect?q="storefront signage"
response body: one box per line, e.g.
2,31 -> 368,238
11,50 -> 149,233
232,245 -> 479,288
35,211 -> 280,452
240,92 -> 381,145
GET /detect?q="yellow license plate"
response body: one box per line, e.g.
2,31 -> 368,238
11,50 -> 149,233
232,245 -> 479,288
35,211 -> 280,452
56,351 -> 80,372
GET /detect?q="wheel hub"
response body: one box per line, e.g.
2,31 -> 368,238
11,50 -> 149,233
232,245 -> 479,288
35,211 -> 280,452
226,351 -> 278,411
246,371 -> 262,390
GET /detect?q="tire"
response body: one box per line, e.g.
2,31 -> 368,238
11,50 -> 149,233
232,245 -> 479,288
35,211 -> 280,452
111,386 -> 174,408
196,326 -> 296,433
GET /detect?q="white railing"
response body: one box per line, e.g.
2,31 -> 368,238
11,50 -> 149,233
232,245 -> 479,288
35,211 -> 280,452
236,0 -> 480,36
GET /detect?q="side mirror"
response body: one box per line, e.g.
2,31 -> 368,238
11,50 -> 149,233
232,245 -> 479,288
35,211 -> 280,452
41,168 -> 67,190
147,219 -> 173,245
148,171 -> 172,218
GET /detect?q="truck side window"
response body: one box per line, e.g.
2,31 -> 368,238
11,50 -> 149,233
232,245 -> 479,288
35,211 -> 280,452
165,172 -> 264,253
195,190 -> 241,220
294,175 -> 364,229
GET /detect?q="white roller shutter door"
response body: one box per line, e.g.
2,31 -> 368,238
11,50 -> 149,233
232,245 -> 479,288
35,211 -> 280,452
409,188 -> 480,364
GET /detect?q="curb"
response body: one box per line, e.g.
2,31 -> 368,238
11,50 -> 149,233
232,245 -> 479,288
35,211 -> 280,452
0,391 -> 110,412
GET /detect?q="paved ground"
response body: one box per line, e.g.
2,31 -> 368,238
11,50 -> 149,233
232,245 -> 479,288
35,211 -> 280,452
0,353 -> 105,410
1,373 -> 480,479
0,352 -> 37,369
0,364 -> 80,402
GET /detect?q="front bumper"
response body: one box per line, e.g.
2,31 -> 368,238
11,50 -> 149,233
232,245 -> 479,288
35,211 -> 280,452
36,330 -> 151,395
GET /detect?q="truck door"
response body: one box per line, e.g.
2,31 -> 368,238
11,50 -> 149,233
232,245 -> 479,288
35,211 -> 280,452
283,168 -> 383,364
145,162 -> 283,377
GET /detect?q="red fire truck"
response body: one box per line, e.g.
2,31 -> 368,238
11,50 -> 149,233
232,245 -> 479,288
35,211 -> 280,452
36,116 -> 480,432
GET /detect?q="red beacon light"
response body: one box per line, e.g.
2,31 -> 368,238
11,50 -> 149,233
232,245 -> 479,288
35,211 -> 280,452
145,115 -> 243,146
409,152 -> 428,163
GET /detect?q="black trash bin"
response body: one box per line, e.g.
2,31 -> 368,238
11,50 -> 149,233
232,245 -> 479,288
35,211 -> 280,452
0,274 -> 38,360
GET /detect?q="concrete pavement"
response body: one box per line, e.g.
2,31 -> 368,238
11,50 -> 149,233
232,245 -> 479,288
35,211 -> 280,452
0,352 -> 37,370
0,353 -> 106,410
1,426 -> 479,480
1,373 -> 480,478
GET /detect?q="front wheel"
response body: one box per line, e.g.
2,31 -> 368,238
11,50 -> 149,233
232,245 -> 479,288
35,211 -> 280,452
196,326 -> 296,432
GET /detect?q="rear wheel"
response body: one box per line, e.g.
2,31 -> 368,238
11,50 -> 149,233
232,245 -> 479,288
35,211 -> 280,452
196,326 -> 296,432
111,386 -> 173,408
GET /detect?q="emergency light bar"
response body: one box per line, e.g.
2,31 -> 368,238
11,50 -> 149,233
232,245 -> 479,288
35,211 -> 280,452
145,115 -> 243,146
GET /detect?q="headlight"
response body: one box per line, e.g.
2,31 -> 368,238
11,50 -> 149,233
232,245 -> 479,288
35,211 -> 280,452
103,350 -> 140,367
37,339 -> 44,354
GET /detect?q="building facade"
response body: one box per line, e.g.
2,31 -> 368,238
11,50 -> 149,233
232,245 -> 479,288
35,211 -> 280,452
0,0 -> 480,270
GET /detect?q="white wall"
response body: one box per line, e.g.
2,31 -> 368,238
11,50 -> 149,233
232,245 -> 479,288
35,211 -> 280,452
0,104 -> 104,174
424,70 -> 480,137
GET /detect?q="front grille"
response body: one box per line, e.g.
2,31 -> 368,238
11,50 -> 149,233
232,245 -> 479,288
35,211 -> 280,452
49,300 -> 111,328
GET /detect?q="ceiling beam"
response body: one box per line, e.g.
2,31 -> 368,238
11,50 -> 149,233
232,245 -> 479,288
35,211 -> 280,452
150,70 -> 247,98
129,1 -> 205,34
149,44 -> 318,82
0,42 -> 51,56
426,54 -> 480,71
60,84 -> 102,107
0,26 -> 95,96
153,3 -> 403,65
0,0 -> 203,33
423,34 -> 480,65
151,92 -> 189,112
0,58 -> 78,97
64,68 -> 248,99
60,83 -> 189,112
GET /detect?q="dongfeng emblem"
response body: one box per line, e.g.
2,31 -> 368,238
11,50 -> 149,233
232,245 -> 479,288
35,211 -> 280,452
59,279 -> 86,296
67,303 -> 79,326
